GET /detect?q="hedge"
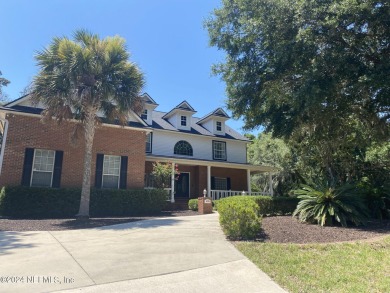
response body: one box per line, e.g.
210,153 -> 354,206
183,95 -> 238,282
252,196 -> 299,216
218,196 -> 262,239
0,186 -> 167,218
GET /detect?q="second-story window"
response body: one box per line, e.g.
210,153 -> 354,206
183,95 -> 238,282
216,121 -> 222,132
181,115 -> 187,126
145,133 -> 152,153
141,109 -> 148,120
174,140 -> 193,156
213,141 -> 226,161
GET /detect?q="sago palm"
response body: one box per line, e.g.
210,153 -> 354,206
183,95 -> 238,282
32,30 -> 145,218
293,184 -> 368,227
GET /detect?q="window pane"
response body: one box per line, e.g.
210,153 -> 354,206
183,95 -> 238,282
214,178 -> 227,190
181,116 -> 187,126
174,140 -> 193,156
102,175 -> 119,189
33,149 -> 55,172
146,133 -> 152,153
213,141 -> 226,160
102,155 -> 121,188
103,155 -> 121,175
31,171 -> 52,187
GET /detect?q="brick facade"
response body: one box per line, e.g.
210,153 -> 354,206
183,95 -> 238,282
0,113 -> 146,188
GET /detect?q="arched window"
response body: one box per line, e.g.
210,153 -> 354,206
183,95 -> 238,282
174,140 -> 193,156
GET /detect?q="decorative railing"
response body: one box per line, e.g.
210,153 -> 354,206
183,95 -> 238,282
210,190 -> 271,200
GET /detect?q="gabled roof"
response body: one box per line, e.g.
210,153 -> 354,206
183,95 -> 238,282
141,93 -> 158,106
152,111 -> 248,141
4,94 -> 31,107
162,100 -> 196,119
197,107 -> 230,124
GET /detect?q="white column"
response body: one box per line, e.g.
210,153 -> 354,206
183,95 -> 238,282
207,165 -> 211,198
247,169 -> 251,195
171,162 -> 175,203
268,172 -> 274,196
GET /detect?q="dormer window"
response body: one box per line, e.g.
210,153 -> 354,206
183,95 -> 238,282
181,116 -> 187,126
216,121 -> 222,132
141,109 -> 148,120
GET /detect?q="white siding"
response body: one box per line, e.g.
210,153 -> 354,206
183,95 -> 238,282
151,130 -> 247,163
200,118 -> 225,135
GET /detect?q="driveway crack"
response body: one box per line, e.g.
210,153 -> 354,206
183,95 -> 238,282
48,231 -> 96,285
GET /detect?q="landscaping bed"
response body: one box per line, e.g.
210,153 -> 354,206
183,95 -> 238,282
0,210 -> 199,231
258,216 -> 390,243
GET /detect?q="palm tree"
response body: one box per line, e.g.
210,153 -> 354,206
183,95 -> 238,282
31,30 -> 145,218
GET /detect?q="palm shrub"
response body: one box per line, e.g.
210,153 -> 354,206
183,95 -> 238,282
292,185 -> 368,227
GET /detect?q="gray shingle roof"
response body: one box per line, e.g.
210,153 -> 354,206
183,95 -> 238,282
152,111 -> 248,141
2,104 -> 249,142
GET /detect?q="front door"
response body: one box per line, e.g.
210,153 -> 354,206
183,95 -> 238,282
175,172 -> 190,198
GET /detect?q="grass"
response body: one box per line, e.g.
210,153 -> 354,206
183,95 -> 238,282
236,236 -> 390,293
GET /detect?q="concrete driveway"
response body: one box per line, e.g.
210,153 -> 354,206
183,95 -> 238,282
0,213 -> 286,293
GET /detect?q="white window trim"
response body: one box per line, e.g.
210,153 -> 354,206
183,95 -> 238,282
102,155 -> 121,189
141,109 -> 148,120
30,149 -> 55,187
146,133 -> 152,153
213,141 -> 227,161
216,121 -> 222,132
180,115 -> 187,126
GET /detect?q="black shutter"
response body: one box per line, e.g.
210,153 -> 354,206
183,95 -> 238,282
211,176 -> 215,190
95,154 -> 104,188
227,177 -> 231,190
119,156 -> 128,189
21,148 -> 34,186
52,151 -> 64,188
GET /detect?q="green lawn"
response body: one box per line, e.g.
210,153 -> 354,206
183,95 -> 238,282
236,236 -> 390,293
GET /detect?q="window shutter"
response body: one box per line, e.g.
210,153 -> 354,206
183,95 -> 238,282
211,176 -> 215,190
227,177 -> 231,190
21,148 -> 34,186
119,156 -> 128,189
95,154 -> 104,188
52,151 -> 64,188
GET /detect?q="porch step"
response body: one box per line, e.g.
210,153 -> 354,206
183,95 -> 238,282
164,199 -> 190,211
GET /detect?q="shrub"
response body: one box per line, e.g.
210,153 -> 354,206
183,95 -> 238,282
188,199 -> 198,211
0,186 -> 167,218
213,199 -> 219,210
357,178 -> 390,220
292,184 -> 369,227
218,197 -> 262,240
253,196 -> 299,216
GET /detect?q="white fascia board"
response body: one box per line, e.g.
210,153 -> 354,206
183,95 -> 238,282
145,155 -> 278,172
0,109 -> 151,133
151,128 -> 251,144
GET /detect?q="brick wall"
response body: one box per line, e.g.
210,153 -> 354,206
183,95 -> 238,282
0,113 -> 146,188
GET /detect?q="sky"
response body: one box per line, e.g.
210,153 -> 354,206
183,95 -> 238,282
0,0 -> 259,135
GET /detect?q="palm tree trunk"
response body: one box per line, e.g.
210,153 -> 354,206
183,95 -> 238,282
77,108 -> 96,218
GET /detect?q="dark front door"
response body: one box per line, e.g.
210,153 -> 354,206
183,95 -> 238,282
175,173 -> 190,198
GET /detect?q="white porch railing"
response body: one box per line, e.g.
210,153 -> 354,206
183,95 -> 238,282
210,190 -> 271,200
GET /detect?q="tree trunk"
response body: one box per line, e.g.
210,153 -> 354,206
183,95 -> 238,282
77,108 -> 96,218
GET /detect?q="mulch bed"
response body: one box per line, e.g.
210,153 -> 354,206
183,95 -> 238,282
0,210 -> 199,231
258,216 -> 390,244
2,212 -> 389,244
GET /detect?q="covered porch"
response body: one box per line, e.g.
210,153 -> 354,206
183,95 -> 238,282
145,155 -> 278,203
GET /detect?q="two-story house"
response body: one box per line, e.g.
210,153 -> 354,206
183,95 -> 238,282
0,93 -> 276,203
